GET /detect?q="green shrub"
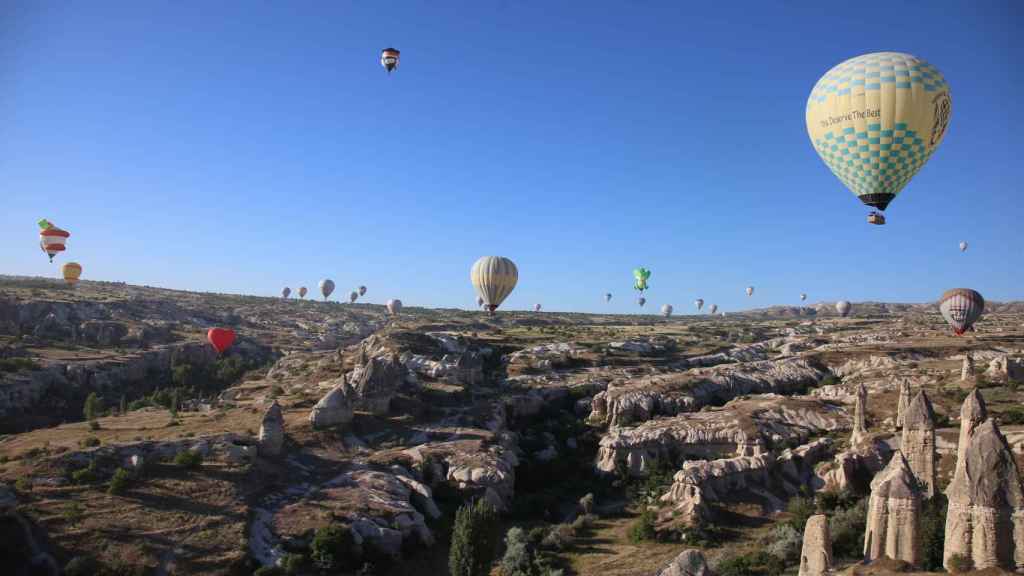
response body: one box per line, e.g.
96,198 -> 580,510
64,555 -> 99,576
948,553 -> 973,573
0,357 -> 39,372
784,496 -> 816,531
120,394 -> 128,416
449,499 -> 500,576
170,388 -> 180,418
627,508 -> 656,544
88,420 -> 101,431
84,392 -> 101,422
500,527 -> 536,576
816,489 -> 859,513
829,497 -> 869,559
716,551 -> 785,576
253,567 -> 285,576
173,449 -> 203,469
920,494 -> 948,571
62,501 -> 85,523
817,374 -> 841,387
14,477 -> 32,493
108,467 -> 131,495
71,461 -> 99,484
540,524 -> 575,551
311,524 -> 361,571
763,524 -> 802,565
172,364 -> 194,388
998,407 -> 1024,426
79,436 -> 101,448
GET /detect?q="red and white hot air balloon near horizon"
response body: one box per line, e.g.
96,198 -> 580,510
939,288 -> 984,336
38,219 -> 70,262
319,279 -> 335,301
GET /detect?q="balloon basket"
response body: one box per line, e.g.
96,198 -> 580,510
867,212 -> 886,225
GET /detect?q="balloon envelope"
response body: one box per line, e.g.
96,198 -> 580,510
207,328 -> 236,354
39,220 -> 70,262
939,288 -> 984,335
298,287 -> 308,298
806,52 -> 952,214
471,256 -> 518,313
281,287 -> 291,298
709,304 -> 718,314
836,300 -> 852,317
695,299 -> 704,311
359,286 -> 367,296
319,279 -> 335,300
534,304 -> 542,312
800,293 -> 807,301
605,293 -> 612,303
661,304 -> 673,317
637,297 -> 646,307
746,286 -> 754,297
386,299 -> 403,315
633,268 -> 651,292
959,241 -> 968,252
62,262 -> 82,286
349,291 -> 358,303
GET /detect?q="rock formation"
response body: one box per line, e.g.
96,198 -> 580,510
308,382 -> 354,429
813,436 -> 893,494
956,388 -> 987,464
901,390 -> 936,498
349,354 -> 406,415
985,355 -> 1024,382
799,514 -> 832,576
895,379 -> 912,429
943,418 -> 1024,571
863,451 -> 921,566
851,382 -> 868,443
258,401 -> 284,457
657,549 -> 710,576
961,353 -> 974,382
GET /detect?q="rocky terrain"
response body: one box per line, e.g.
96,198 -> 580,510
3,275 -> 1024,576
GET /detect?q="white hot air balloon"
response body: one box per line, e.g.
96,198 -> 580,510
746,286 -> 754,297
386,298 -> 403,316
709,304 -> 718,314
281,287 -> 291,299
959,241 -> 968,252
836,300 -> 852,317
319,279 -> 335,301
349,290 -> 358,304
661,304 -> 673,317
534,304 -> 542,312
471,256 -> 518,314
695,298 -> 704,311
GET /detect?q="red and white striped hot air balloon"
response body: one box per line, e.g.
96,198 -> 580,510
38,219 -> 70,262
939,289 -> 984,336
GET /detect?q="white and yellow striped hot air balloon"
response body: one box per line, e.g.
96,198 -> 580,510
807,52 -> 952,225
471,256 -> 518,314
61,262 -> 82,287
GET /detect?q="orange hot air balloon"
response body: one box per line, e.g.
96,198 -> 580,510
38,219 -> 70,262
207,328 -> 236,355
61,262 -> 82,287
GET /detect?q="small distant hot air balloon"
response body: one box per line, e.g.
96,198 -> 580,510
38,219 -> 70,262
207,328 -> 236,355
605,293 -> 613,303
637,297 -> 646,307
534,304 -> 542,312
387,299 -> 403,316
836,300 -> 852,317
381,48 -> 400,74
661,304 -> 673,317
746,286 -> 754,297
807,52 -> 952,225
281,287 -> 291,299
476,296 -> 485,308
319,279 -> 335,301
358,285 -> 367,297
695,299 -> 704,311
61,262 -> 82,287
939,288 -> 984,335
349,290 -> 358,304
471,256 -> 518,314
720,312 -> 726,317
709,304 -> 718,314
959,241 -> 968,252
298,286 -> 308,299
801,293 -> 808,301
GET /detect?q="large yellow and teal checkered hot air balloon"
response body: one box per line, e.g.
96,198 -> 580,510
806,52 -> 952,225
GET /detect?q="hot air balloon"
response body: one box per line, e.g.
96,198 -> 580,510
633,268 -> 651,294
349,291 -> 358,304
319,279 -> 335,301
661,304 -> 673,317
358,285 -> 367,297
38,219 -> 70,262
381,48 -> 400,74
476,296 -> 485,308
710,304 -> 718,314
605,293 -> 613,303
298,286 -> 308,299
959,241 -> 968,252
801,293 -> 808,301
471,256 -> 518,314
939,288 -> 984,335
61,262 -> 82,287
807,52 -> 952,225
534,304 -> 542,312
207,328 -> 236,355
746,286 -> 754,297
720,312 -> 726,317
836,300 -> 852,317
637,297 -> 646,307
281,287 -> 291,299
695,299 -> 704,311
387,299 -> 403,315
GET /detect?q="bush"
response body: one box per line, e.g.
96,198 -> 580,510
500,527 -> 536,576
627,508 -> 656,544
84,392 -> 101,422
829,497 -> 868,559
449,499 -> 500,576
818,374 -> 841,387
763,523 -> 802,565
64,555 -> 99,576
253,567 -> 285,576
14,477 -> 32,493
920,494 -> 948,571
172,364 -> 194,388
815,489 -> 859,513
571,513 -> 596,535
716,551 -> 785,576
948,553 -> 973,573
784,496 -> 816,531
71,461 -> 99,484
998,407 -> 1024,426
173,449 -> 203,469
0,357 -> 39,372
311,524 -> 361,571
108,467 -> 131,495
541,524 -> 575,551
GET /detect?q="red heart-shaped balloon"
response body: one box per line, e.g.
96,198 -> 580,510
207,328 -> 236,354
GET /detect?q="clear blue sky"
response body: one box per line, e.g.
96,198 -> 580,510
2,1 -> 1020,313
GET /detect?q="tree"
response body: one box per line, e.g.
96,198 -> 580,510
83,393 -> 100,423
119,394 -> 127,416
471,499 -> 500,575
500,527 -> 535,576
170,389 -> 180,419
449,503 -> 476,576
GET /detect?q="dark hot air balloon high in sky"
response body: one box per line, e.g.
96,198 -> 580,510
358,286 -> 367,297
940,289 -> 984,335
381,48 -> 400,74
605,293 -> 612,303
695,299 -> 704,311
807,52 -> 952,225
709,304 -> 718,315
349,291 -> 358,304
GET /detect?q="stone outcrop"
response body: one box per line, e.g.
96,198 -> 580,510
589,358 -> 827,427
943,418 -> 1024,571
348,353 -> 406,415
308,382 -> 354,429
901,390 -> 936,498
863,451 -> 921,566
258,401 -> 285,457
851,382 -> 868,444
961,353 -> 974,382
813,436 -> 893,494
596,396 -> 847,476
985,355 -> 1024,382
956,388 -> 987,463
895,379 -> 911,429
657,549 -> 711,576
799,514 -> 832,576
